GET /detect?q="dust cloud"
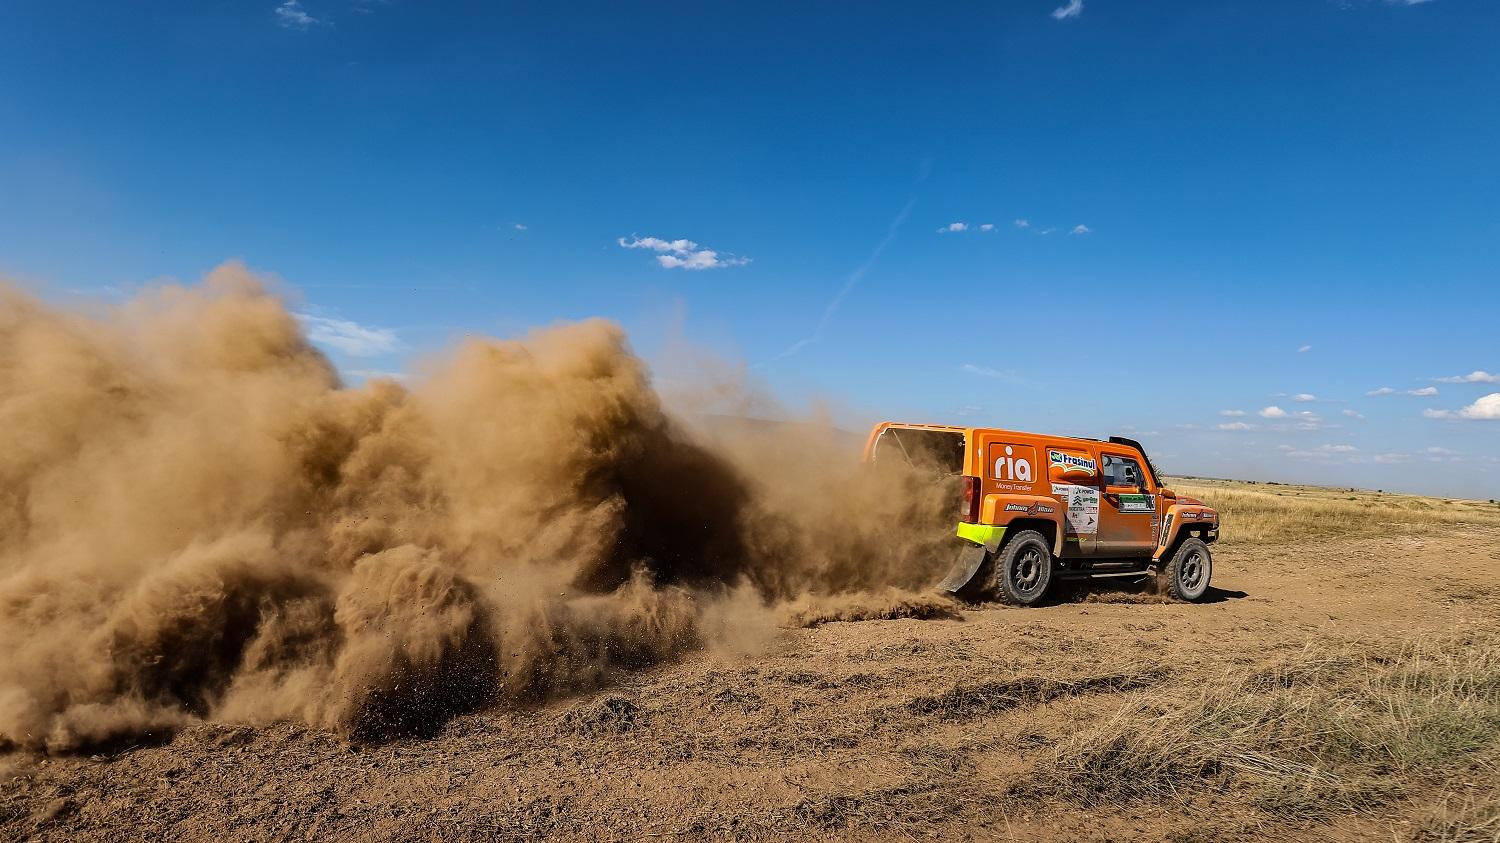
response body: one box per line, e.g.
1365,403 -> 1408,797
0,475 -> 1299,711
0,262 -> 958,752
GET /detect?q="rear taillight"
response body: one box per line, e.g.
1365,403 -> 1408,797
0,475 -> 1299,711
961,476 -> 982,522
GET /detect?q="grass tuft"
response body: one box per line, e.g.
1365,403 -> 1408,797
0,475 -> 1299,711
1415,795 -> 1500,842
907,666 -> 1164,719
1022,633 -> 1500,819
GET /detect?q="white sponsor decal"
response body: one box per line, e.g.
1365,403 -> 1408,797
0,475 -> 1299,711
1051,482 -> 1099,535
993,445 -> 1034,483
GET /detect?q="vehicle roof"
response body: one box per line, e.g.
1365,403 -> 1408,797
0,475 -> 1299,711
870,420 -> 1127,451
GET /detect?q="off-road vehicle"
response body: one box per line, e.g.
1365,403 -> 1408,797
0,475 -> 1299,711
865,422 -> 1218,605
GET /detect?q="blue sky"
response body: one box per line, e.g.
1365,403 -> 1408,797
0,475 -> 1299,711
2,0 -> 1496,497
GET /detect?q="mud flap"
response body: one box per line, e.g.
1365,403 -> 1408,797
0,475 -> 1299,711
936,543 -> 989,594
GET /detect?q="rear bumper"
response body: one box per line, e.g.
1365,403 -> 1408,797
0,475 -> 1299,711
955,521 -> 1006,552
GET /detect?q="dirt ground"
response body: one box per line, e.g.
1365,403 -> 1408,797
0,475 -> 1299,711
4,514 -> 1498,842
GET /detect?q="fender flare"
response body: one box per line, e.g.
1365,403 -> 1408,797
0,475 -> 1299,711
962,494 -> 1066,556
1154,504 -> 1219,560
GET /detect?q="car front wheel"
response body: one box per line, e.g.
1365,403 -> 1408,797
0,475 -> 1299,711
1163,537 -> 1212,602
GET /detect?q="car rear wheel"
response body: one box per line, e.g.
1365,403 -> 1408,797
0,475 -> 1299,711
985,530 -> 1053,606
1164,537 -> 1212,602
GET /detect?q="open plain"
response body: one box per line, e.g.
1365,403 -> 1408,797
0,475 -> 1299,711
4,479 -> 1499,841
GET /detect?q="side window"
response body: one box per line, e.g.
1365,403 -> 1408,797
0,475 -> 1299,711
1101,455 -> 1145,488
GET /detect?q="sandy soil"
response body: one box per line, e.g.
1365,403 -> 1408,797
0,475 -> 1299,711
4,524 -> 1497,842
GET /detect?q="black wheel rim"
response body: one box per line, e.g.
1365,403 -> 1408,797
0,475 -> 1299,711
1180,550 -> 1207,593
1011,546 -> 1044,594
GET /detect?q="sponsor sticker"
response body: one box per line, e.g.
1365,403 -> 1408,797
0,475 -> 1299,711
1004,502 -> 1058,515
992,444 -> 1038,484
1118,494 -> 1155,514
1050,483 -> 1099,535
1048,450 -> 1098,477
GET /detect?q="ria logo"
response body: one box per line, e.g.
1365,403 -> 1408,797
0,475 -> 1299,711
993,445 -> 1034,482
1049,450 -> 1097,476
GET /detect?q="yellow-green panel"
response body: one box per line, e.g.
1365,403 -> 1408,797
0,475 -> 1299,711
955,522 -> 1006,549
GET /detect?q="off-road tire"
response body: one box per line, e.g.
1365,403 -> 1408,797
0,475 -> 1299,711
984,530 -> 1053,607
1163,537 -> 1212,602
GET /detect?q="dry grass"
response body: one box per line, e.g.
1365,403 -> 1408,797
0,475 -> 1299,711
1415,795 -> 1500,842
904,665 -> 1165,719
1023,630 -> 1500,820
1167,476 -> 1500,546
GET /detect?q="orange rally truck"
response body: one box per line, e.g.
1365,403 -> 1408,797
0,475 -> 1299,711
864,422 -> 1219,606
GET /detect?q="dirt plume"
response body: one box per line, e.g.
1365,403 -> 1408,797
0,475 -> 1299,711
0,263 -> 957,751
785,589 -> 962,628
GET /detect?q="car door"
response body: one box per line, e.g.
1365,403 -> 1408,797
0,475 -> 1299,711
1095,451 -> 1158,556
1044,444 -> 1101,555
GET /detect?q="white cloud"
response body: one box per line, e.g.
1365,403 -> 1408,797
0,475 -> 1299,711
1374,453 -> 1410,464
1408,386 -> 1439,397
297,314 -> 405,358
1289,411 -> 1328,430
618,235 -> 749,270
1424,392 -> 1500,421
1052,0 -> 1084,19
1013,219 -> 1031,229
1283,443 -> 1358,461
1298,345 -> 1312,353
1367,387 -> 1397,396
275,0 -> 321,29
1219,409 -> 1246,417
1425,446 -> 1457,455
658,251 -> 743,270
513,223 -> 528,231
979,223 -> 995,232
346,369 -> 409,382
1216,422 -> 1252,431
1342,409 -> 1365,420
1435,370 -> 1500,384
1369,385 -> 1438,396
1293,393 -> 1317,402
1259,406 -> 1288,419
620,236 -> 695,253
1069,224 -> 1091,235
960,363 -> 1023,383
939,222 -> 969,233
